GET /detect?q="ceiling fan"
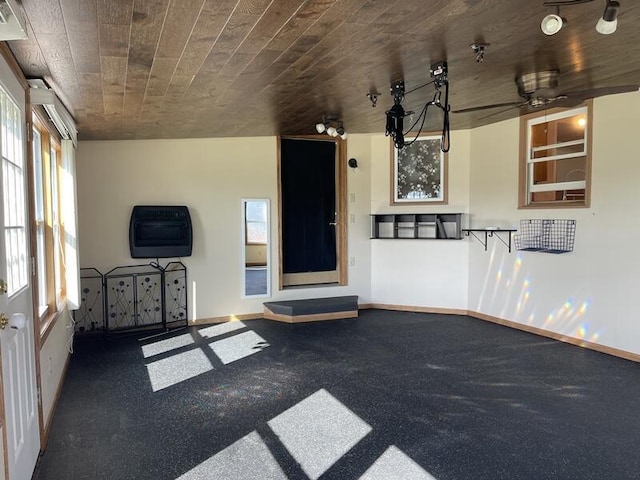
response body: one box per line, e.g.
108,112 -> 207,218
453,70 -> 639,115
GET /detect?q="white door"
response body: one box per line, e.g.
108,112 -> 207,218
0,54 -> 40,480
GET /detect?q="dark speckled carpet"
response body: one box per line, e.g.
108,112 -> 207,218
33,310 -> 640,480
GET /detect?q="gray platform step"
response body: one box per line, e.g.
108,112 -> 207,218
263,296 -> 359,323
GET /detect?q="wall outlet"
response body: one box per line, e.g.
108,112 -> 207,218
350,193 -> 356,203
349,257 -> 355,267
349,213 -> 355,223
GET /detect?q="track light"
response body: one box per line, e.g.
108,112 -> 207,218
315,115 -> 348,140
541,0 -> 622,35
596,0 -> 619,34
541,13 -> 564,35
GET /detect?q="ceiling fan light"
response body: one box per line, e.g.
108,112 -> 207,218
315,122 -> 326,133
326,126 -> 338,137
541,14 -> 563,35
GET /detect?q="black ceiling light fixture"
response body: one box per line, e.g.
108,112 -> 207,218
541,0 -> 621,35
315,114 -> 347,140
384,61 -> 451,152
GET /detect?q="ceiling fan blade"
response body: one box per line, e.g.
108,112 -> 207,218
562,85 -> 639,102
478,101 -> 531,120
452,101 -> 523,114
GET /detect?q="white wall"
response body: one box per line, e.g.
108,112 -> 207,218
467,91 -> 640,355
40,309 -> 72,427
369,132 -> 471,309
76,136 -> 372,321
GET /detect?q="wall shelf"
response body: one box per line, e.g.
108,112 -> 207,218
463,228 -> 517,252
371,213 -> 463,240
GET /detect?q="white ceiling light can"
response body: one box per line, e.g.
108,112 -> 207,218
326,126 -> 338,137
315,122 -> 326,133
541,13 -> 563,35
596,0 -> 620,34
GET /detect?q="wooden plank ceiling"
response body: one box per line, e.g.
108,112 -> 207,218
6,0 -> 640,140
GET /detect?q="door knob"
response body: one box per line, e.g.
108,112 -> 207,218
0,313 -> 8,330
0,279 -> 7,295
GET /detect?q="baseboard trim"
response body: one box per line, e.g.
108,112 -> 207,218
189,313 -> 263,325
467,310 -> 640,363
263,307 -> 358,323
364,303 -> 468,316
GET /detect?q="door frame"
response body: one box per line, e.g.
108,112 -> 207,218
277,135 -> 348,290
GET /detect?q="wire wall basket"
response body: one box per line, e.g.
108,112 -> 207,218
514,219 -> 576,254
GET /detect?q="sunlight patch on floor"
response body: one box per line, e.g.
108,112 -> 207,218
267,389 -> 372,480
176,431 -> 287,480
359,446 -> 438,480
141,333 -> 194,358
198,321 -> 247,339
146,349 -> 213,392
209,330 -> 269,365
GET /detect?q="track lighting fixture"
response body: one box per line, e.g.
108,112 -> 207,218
315,115 -> 347,140
541,0 -> 622,35
596,0 -> 619,34
541,11 -> 564,35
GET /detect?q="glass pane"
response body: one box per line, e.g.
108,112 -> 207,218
531,188 -> 586,203
532,142 -> 584,160
246,201 -> 267,222
33,129 -> 45,221
37,224 -> 47,309
51,148 -> 61,295
1,86 -> 28,295
247,222 -> 267,244
532,157 -> 586,186
531,113 -> 586,146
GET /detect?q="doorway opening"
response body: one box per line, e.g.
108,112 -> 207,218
278,137 -> 347,289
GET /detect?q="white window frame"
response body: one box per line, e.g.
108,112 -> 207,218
520,103 -> 592,208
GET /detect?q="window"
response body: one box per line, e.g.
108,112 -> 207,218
31,111 -> 66,324
519,102 -> 592,208
1,84 -> 27,296
32,128 -> 47,315
245,200 -> 268,244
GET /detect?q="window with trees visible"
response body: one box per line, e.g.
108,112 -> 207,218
519,102 -> 592,208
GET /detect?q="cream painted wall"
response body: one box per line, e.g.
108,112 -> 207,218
40,309 -> 72,427
245,244 -> 267,265
76,136 -> 372,321
467,91 -> 640,355
370,132 -> 471,309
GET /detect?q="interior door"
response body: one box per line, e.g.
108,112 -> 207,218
0,53 -> 40,480
279,137 -> 347,288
